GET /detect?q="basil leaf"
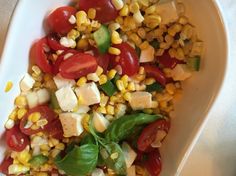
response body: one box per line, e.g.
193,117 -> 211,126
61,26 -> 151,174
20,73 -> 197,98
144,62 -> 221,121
100,142 -> 127,175
55,144 -> 99,176
80,133 -> 96,145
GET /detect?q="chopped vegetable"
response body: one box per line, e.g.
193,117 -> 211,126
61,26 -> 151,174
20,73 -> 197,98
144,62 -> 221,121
146,82 -> 163,92
29,155 -> 48,167
187,56 -> 201,71
99,80 -> 117,96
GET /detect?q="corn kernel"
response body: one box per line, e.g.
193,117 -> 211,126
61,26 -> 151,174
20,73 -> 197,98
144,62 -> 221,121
77,77 -> 87,87
179,16 -> 188,25
40,144 -> 50,151
116,16 -> 124,25
43,74 -> 52,82
145,5 -> 156,14
160,101 -> 167,109
144,15 -> 162,29
36,119 -> 48,127
110,96 -> 118,102
96,66 -> 104,76
108,47 -> 121,55
67,29 -> 80,40
138,66 -> 145,75
9,109 -> 18,120
55,143 -> 65,151
127,82 -> 136,91
31,124 -> 40,130
99,74 -> 108,85
51,149 -> 61,158
123,92 -> 131,101
8,164 -> 30,175
151,101 -> 159,108
88,8 -> 96,19
123,16 -> 136,30
50,138 -> 59,146
119,4 -> 129,16
111,31 -> 122,44
116,80 -> 125,91
82,114 -> 90,132
108,69 -> 117,80
5,81 -> 13,92
76,11 -> 88,26
112,0 -> 124,10
28,112 -> 41,122
135,74 -> 146,82
35,172 -> 48,176
32,65 -> 41,75
77,38 -> 89,50
108,23 -> 121,31
97,106 -> 107,114
143,108 -> 153,114
139,41 -> 150,50
17,108 -> 27,119
121,75 -> 129,88
145,78 -> 156,85
129,2 -> 140,13
41,151 -> 49,156
17,150 -> 31,165
106,105 -> 115,115
133,11 -> 144,23
87,73 -> 99,82
100,94 -> 109,107
129,33 -> 142,45
166,83 -> 176,95
5,119 -> 15,129
15,96 -> 27,108
137,28 -> 146,39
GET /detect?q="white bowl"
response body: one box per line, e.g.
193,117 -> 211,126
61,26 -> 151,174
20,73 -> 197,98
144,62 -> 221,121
0,0 -> 228,175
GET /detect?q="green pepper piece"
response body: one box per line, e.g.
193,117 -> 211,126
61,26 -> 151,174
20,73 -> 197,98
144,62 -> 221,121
150,40 -> 160,49
29,155 -> 48,167
50,91 -> 60,109
112,74 -> 121,84
99,80 -> 118,96
146,82 -> 163,92
187,56 -> 201,71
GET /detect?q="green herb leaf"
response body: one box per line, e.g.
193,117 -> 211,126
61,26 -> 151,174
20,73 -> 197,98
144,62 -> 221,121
80,133 -> 96,145
29,154 -> 48,167
99,80 -> 118,96
55,144 -> 99,176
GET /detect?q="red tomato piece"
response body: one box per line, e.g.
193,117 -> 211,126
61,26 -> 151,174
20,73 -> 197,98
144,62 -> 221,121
20,105 -> 57,135
46,119 -> 64,140
31,37 -> 53,74
137,119 -> 170,152
47,6 -> 77,35
6,125 -> 30,152
144,149 -> 162,176
53,49 -> 79,75
59,53 -> 98,79
78,0 -> 118,23
157,52 -> 179,69
143,65 -> 167,86
47,34 -> 68,51
110,43 -> 139,76
93,48 -> 110,72
0,156 -> 13,175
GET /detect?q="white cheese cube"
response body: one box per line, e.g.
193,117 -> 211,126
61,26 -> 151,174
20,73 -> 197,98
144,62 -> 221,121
36,89 -> 50,104
60,37 -> 76,48
53,74 -> 75,89
156,1 -> 179,24
129,92 -> 152,110
74,105 -> 90,114
140,45 -> 155,63
127,166 -> 136,176
26,91 -> 39,108
20,73 -> 35,92
75,82 -> 100,106
91,168 -> 105,176
93,112 -> 110,133
122,142 -> 137,168
55,86 -> 77,111
171,64 -> 192,81
59,113 -> 84,137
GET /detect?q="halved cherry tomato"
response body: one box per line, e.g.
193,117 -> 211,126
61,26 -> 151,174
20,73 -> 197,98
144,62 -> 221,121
157,51 -> 184,69
110,42 -> 139,76
59,53 -> 98,79
0,156 -> 13,175
31,37 -> 53,74
93,48 -> 110,72
46,119 -> 64,140
144,149 -> 162,176
20,105 -> 57,135
137,119 -> 170,152
47,6 -> 77,35
143,65 -> 167,86
6,125 -> 30,152
47,34 -> 68,51
78,0 -> 118,23
53,49 -> 79,75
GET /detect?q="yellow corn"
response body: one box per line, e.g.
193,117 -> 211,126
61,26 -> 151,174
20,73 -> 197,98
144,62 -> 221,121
31,124 -> 40,130
115,16 -> 124,25
145,78 -> 156,85
123,16 -> 136,30
123,92 -> 131,101
129,33 -> 142,46
151,101 -> 159,108
179,16 -> 188,25
112,0 -> 124,10
160,101 -> 167,109
116,80 -> 125,91
108,23 -> 121,31
99,74 -> 108,85
28,112 -> 41,122
137,28 -> 146,39
5,119 -> 15,129
173,89 -> 182,102
17,108 -> 27,119
15,96 -> 27,108
96,66 -> 104,76
43,74 -> 52,82
9,109 -> 18,120
111,31 -> 122,44
8,164 -> 30,175
97,106 -> 107,114
36,119 -> 48,127
76,11 -> 88,26
5,81 -> 13,92
121,75 -> 129,88
145,5 -> 156,14
127,82 -> 136,91
136,165 -> 146,175
100,94 -> 109,107
106,105 -> 115,115
67,29 -> 80,40
41,151 -> 49,156
40,144 -> 51,151
88,8 -> 96,19
143,108 -> 153,114
138,66 -> 145,75
51,149 -> 61,158
108,47 -> 121,55
144,15 -> 162,29
135,74 -> 146,82
77,38 -> 89,50
166,83 -> 176,95
55,143 -> 65,151
119,4 -> 129,16
139,41 -> 150,50
129,2 -> 140,13
82,114 -> 90,132
50,138 -> 59,146
32,65 -> 41,75
108,69 -> 117,79
77,77 -> 87,87
110,96 -> 118,103
133,10 -> 144,23
35,172 -> 48,176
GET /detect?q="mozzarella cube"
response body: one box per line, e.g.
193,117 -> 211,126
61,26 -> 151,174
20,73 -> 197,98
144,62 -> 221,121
20,73 -> 35,92
127,166 -> 136,176
91,168 -> 105,176
55,86 -> 77,111
156,1 -> 179,24
36,89 -> 50,104
140,45 -> 155,63
122,142 -> 137,168
171,64 -> 192,81
129,92 -> 152,110
60,37 -> 76,48
93,112 -> 110,133
26,91 -> 39,108
74,105 -> 90,114
75,82 -> 100,106
59,113 -> 84,137
53,74 -> 75,89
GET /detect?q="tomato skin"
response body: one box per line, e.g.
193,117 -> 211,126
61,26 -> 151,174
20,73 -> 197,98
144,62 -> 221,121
157,51 -> 184,69
20,105 -> 57,135
6,125 -> 30,152
46,119 -> 64,140
93,48 -> 110,72
0,156 -> 13,175
143,65 -> 167,86
31,37 -> 53,74
47,34 -> 68,51
137,119 -> 170,152
47,6 -> 77,35
59,53 -> 98,79
78,0 -> 118,23
144,149 -> 162,176
110,43 -> 139,76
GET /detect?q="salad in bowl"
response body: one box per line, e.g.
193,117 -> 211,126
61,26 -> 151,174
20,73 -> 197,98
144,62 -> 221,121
1,0 -> 203,175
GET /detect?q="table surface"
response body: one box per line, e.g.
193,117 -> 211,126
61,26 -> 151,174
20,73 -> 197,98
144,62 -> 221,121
0,0 -> 236,175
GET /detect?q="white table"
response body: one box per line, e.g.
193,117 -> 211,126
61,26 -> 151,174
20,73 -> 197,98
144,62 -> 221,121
0,0 -> 235,175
